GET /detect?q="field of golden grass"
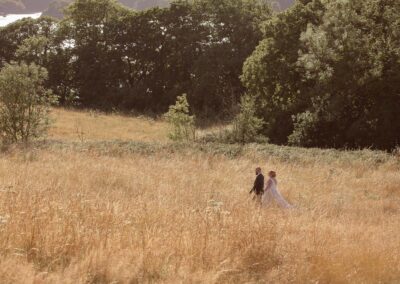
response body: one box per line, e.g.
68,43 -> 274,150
49,108 -> 169,142
0,109 -> 399,283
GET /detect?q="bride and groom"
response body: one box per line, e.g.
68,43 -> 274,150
249,167 -> 293,208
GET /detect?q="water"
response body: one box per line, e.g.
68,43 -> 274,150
0,12 -> 42,27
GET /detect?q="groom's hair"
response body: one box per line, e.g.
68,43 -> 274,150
256,167 -> 262,172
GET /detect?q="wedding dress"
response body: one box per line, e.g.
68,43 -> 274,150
262,178 -> 293,208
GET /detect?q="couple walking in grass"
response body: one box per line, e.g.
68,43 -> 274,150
250,167 -> 293,208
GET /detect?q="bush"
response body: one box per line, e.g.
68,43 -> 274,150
164,94 -> 196,142
0,63 -> 57,144
288,110 -> 319,147
229,95 -> 266,144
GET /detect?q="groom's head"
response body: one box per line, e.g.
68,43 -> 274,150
255,167 -> 262,175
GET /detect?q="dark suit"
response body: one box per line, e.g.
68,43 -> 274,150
250,173 -> 264,195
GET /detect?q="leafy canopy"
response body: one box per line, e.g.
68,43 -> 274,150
0,63 -> 57,144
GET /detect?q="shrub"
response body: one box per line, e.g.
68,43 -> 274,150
164,94 -> 196,142
229,95 -> 266,144
0,63 -> 57,144
288,110 -> 319,147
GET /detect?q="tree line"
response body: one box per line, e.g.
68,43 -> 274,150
1,0 -> 270,117
243,0 -> 400,149
0,0 -> 399,150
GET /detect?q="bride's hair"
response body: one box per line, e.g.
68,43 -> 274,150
269,171 -> 277,178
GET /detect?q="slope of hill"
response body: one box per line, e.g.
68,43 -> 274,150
0,0 -> 59,14
271,0 -> 294,10
42,0 -> 169,18
1,0 -> 295,17
0,0 -> 25,14
0,0 -> 170,15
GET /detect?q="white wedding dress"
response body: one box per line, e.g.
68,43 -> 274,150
262,178 -> 293,208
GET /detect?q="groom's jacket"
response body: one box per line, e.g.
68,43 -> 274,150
251,174 -> 264,195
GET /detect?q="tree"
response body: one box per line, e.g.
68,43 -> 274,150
242,0 -> 325,144
87,0 -> 270,114
0,17 -> 56,68
230,94 -> 265,144
243,0 -> 400,149
164,94 -> 196,142
60,0 -> 132,107
292,0 -> 400,149
115,2 -> 205,111
0,63 -> 57,144
189,0 -> 271,116
15,35 -> 49,66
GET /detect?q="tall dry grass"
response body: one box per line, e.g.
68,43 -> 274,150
49,108 -> 168,142
0,143 -> 399,283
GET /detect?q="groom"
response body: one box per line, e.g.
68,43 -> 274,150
249,167 -> 264,203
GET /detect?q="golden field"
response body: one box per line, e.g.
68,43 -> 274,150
0,109 -> 399,283
49,108 -> 169,142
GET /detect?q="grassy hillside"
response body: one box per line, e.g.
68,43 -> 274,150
0,108 -> 399,283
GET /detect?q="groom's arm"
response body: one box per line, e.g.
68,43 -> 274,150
249,186 -> 255,194
250,175 -> 261,194
249,178 -> 257,194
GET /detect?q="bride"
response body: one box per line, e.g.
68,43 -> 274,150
262,171 -> 293,208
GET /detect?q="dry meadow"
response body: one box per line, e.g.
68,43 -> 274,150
49,108 -> 169,142
0,109 -> 399,283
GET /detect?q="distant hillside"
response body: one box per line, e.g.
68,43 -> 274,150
0,0 -> 57,14
1,0 -> 295,17
1,0 -> 170,16
0,0 -> 25,14
43,0 -> 170,18
272,0 -> 294,10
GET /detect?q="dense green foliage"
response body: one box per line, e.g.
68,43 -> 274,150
243,0 -> 400,149
292,0 -> 400,150
164,94 -> 196,142
0,17 -> 55,66
230,95 -> 265,144
0,63 -> 56,143
1,0 -> 270,116
242,0 -> 324,145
